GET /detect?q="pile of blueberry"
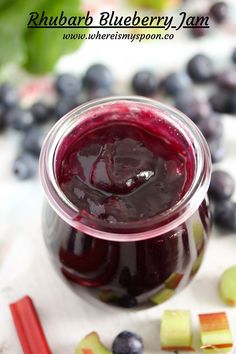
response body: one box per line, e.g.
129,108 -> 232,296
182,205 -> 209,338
0,48 -> 236,230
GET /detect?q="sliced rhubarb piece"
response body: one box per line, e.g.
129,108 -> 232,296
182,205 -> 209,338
150,288 -> 174,305
160,310 -> 194,351
199,312 -> 233,353
9,296 -> 52,354
165,273 -> 184,289
219,266 -> 236,306
76,332 -> 111,354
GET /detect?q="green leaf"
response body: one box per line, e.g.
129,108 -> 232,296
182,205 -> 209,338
24,0 -> 88,74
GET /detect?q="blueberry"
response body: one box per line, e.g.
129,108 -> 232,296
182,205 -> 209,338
197,114 -> 223,140
209,91 -> 233,114
216,70 -> 236,91
162,72 -> 191,96
112,331 -> 144,354
232,48 -> 236,64
209,1 -> 228,23
5,107 -> 34,131
83,64 -> 114,90
209,170 -> 235,201
53,97 -> 78,120
30,101 -> 50,124
207,138 -> 225,163
187,54 -> 214,83
22,127 -> 46,157
12,153 -> 38,180
55,73 -> 81,97
118,295 -> 137,308
175,92 -> 211,123
0,83 -> 19,108
214,200 -> 236,232
132,70 -> 159,96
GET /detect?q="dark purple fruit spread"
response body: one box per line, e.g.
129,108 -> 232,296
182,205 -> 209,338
56,102 -> 195,223
43,101 -> 212,308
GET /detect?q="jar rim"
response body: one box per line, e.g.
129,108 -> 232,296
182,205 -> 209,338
39,96 -> 212,241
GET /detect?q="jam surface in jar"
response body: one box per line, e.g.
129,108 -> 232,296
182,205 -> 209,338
56,103 -> 195,224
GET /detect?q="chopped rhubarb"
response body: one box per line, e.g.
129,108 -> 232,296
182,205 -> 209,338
199,312 -> 233,353
160,310 -> 194,351
219,266 -> 236,306
76,332 -> 111,354
165,273 -> 184,289
150,288 -> 174,305
9,296 -> 51,354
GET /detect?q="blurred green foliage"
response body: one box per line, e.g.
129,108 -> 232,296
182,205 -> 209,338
128,0 -> 180,11
0,0 -> 87,74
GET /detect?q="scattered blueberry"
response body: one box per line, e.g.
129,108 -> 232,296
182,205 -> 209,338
55,73 -> 81,97
216,70 -> 236,91
209,1 -> 228,23
162,72 -> 191,96
5,107 -> 34,131
30,101 -> 50,124
175,92 -> 211,123
22,127 -> 46,157
197,114 -> 223,140
0,83 -> 19,108
187,54 -> 214,83
214,200 -> 236,232
209,91 -> 232,114
209,170 -> 235,201
132,70 -> 159,96
12,153 -> 38,180
83,64 -> 114,90
207,138 -> 225,163
112,331 -> 144,354
118,295 -> 137,308
53,97 -> 78,120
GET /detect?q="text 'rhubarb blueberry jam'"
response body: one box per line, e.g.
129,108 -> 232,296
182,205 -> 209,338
40,97 -> 212,308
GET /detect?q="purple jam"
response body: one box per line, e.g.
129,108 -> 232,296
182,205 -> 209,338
56,103 -> 194,224
42,100 -> 211,308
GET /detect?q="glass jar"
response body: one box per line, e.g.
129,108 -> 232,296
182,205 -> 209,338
39,96 -> 212,309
